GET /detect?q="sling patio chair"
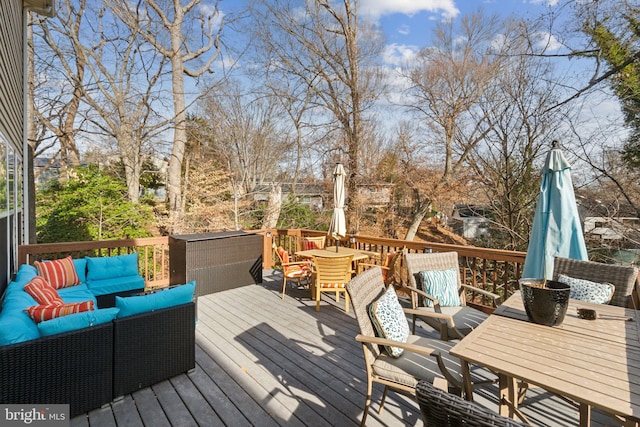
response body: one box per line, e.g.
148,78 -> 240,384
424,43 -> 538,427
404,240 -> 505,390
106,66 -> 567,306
357,249 -> 410,298
416,380 -> 528,427
346,267 -> 479,427
405,252 -> 501,341
311,254 -> 353,312
275,246 -> 312,299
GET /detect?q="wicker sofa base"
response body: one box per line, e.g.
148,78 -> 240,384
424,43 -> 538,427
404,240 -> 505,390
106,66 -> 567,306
113,302 -> 196,398
0,302 -> 196,417
0,322 -> 114,417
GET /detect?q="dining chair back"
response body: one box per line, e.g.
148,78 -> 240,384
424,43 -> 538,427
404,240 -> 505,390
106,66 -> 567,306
275,246 -> 312,299
302,236 -> 326,250
553,256 -> 639,308
416,380 -> 528,427
312,254 -> 353,312
405,252 -> 500,340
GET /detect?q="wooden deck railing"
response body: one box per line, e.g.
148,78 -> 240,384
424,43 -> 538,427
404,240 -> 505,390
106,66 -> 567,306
18,237 -> 171,288
18,229 -> 527,308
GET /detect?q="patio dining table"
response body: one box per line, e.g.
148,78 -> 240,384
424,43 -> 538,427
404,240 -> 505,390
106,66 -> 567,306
295,246 -> 379,262
450,291 -> 640,426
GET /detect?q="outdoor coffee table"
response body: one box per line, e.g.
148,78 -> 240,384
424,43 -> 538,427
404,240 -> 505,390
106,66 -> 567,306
450,292 -> 640,426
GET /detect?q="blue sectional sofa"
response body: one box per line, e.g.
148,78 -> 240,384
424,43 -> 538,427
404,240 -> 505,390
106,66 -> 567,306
0,254 -> 196,417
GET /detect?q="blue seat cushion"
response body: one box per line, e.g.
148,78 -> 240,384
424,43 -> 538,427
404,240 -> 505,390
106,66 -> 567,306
0,282 -> 40,345
115,281 -> 195,318
37,308 -> 119,337
86,254 -> 139,281
57,283 -> 98,306
86,276 -> 145,297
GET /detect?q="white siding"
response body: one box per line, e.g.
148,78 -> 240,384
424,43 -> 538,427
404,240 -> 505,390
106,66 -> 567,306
0,0 -> 24,152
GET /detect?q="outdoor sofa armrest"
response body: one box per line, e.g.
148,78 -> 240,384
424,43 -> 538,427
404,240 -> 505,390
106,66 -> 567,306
460,284 -> 502,307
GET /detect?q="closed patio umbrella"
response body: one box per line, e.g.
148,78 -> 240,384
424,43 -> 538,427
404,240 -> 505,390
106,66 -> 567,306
522,141 -> 588,280
328,163 -> 347,252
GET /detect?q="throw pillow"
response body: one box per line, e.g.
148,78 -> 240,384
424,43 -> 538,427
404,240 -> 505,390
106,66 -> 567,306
23,276 -> 64,305
25,300 -> 94,323
368,285 -> 410,358
38,308 -> 119,336
34,256 -> 81,289
115,281 -> 195,318
419,269 -> 461,307
556,274 -> 615,305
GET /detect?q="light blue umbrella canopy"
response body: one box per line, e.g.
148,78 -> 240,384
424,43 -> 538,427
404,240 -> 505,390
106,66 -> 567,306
328,163 -> 347,252
522,143 -> 588,280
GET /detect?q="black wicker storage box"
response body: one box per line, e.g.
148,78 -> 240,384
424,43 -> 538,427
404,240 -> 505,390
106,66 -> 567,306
169,231 -> 263,296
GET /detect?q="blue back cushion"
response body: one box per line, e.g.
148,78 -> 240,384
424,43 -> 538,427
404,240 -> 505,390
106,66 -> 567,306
37,308 -> 119,337
115,281 -> 195,318
86,253 -> 139,281
73,258 -> 87,283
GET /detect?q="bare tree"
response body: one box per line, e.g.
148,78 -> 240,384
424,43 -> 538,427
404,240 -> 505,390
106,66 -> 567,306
467,18 -> 568,251
31,1 -> 87,172
248,0 -> 385,232
107,0 -> 224,231
401,10 -> 504,240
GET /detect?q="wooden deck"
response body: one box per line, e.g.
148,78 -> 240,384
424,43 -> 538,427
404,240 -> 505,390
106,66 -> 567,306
71,270 -> 621,427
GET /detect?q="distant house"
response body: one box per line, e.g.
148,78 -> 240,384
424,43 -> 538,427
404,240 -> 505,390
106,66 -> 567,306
449,204 -> 491,239
577,196 -> 640,243
253,181 -> 394,211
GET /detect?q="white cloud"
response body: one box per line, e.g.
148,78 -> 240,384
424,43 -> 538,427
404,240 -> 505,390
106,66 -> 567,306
397,24 -> 410,36
534,31 -> 564,52
361,0 -> 459,20
382,43 -> 419,67
528,0 -> 559,6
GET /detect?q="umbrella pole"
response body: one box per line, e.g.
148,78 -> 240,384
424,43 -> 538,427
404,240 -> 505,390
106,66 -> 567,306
336,240 -> 339,252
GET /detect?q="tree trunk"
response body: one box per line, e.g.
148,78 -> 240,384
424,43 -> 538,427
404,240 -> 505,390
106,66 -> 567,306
404,199 -> 431,241
167,54 -> 187,231
262,185 -> 282,229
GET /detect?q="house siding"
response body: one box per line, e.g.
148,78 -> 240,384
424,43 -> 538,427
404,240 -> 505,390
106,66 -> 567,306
0,0 -> 24,293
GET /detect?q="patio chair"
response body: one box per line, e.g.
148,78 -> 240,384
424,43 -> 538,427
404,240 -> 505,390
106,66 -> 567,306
416,380 -> 528,427
346,267 -> 470,427
301,235 -> 326,250
405,252 -> 501,341
276,246 -> 312,299
311,254 -> 353,312
553,256 -> 639,308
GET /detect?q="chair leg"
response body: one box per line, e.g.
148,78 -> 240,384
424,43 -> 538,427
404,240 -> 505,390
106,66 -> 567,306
316,285 -> 321,312
361,377 -> 373,427
412,314 -> 417,334
281,277 -> 287,299
378,385 -> 389,414
344,291 -> 350,313
336,290 -> 340,303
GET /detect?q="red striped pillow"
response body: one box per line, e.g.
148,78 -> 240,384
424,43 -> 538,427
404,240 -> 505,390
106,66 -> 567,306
24,276 -> 63,305
34,256 -> 81,289
25,301 -> 94,323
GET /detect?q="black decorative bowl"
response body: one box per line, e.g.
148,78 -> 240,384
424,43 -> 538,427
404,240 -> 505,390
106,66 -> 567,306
519,279 -> 571,326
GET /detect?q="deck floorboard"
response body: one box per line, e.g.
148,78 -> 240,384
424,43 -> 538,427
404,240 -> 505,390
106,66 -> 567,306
71,270 -> 620,426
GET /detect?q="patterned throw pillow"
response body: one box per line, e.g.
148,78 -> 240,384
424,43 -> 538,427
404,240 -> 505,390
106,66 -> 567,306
556,274 -> 615,305
419,269 -> 461,307
24,276 -> 64,305
34,256 -> 81,289
25,301 -> 94,323
368,286 -> 410,357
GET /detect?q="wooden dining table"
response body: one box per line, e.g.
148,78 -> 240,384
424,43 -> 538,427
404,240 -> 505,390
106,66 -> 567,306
450,291 -> 640,426
294,246 -> 379,262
